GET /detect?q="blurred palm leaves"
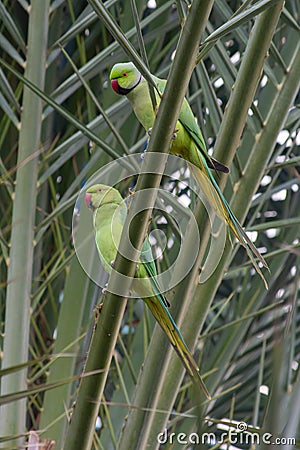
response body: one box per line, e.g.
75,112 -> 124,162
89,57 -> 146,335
0,0 -> 299,449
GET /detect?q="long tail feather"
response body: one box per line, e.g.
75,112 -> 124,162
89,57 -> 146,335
189,163 -> 268,288
144,296 -> 211,399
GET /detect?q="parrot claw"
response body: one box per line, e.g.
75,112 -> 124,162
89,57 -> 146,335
101,282 -> 108,295
141,145 -> 148,160
110,260 -> 115,267
172,128 -> 179,140
146,127 -> 152,146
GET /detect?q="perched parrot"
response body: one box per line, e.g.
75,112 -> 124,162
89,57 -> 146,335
85,183 -> 210,399
109,62 -> 268,287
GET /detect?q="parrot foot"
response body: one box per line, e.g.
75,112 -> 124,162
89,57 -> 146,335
146,127 -> 152,146
172,128 -> 179,140
147,127 -> 178,141
101,283 -> 108,295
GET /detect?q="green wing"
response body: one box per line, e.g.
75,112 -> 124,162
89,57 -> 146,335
155,77 -> 228,173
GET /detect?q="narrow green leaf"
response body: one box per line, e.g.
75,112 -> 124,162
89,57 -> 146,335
0,58 -> 126,161
200,0 -> 282,47
0,2 -> 26,50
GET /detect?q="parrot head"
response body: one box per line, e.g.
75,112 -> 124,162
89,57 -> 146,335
110,62 -> 141,95
85,184 -> 122,211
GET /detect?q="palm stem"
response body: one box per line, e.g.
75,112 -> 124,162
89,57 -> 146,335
0,1 -> 50,446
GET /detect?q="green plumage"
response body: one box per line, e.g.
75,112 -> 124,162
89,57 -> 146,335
85,184 -> 210,399
110,62 -> 268,287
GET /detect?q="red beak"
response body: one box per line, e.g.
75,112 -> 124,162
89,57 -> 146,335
111,79 -> 120,94
85,192 -> 92,208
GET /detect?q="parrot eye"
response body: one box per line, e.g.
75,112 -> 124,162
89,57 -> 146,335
123,72 -> 128,77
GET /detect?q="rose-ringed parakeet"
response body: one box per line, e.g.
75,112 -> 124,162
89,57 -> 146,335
85,183 -> 210,399
109,62 -> 268,287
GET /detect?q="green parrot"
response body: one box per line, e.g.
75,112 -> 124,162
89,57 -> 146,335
110,62 -> 268,287
85,183 -> 210,399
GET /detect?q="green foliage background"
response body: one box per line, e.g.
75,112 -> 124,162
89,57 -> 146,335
0,0 -> 299,449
